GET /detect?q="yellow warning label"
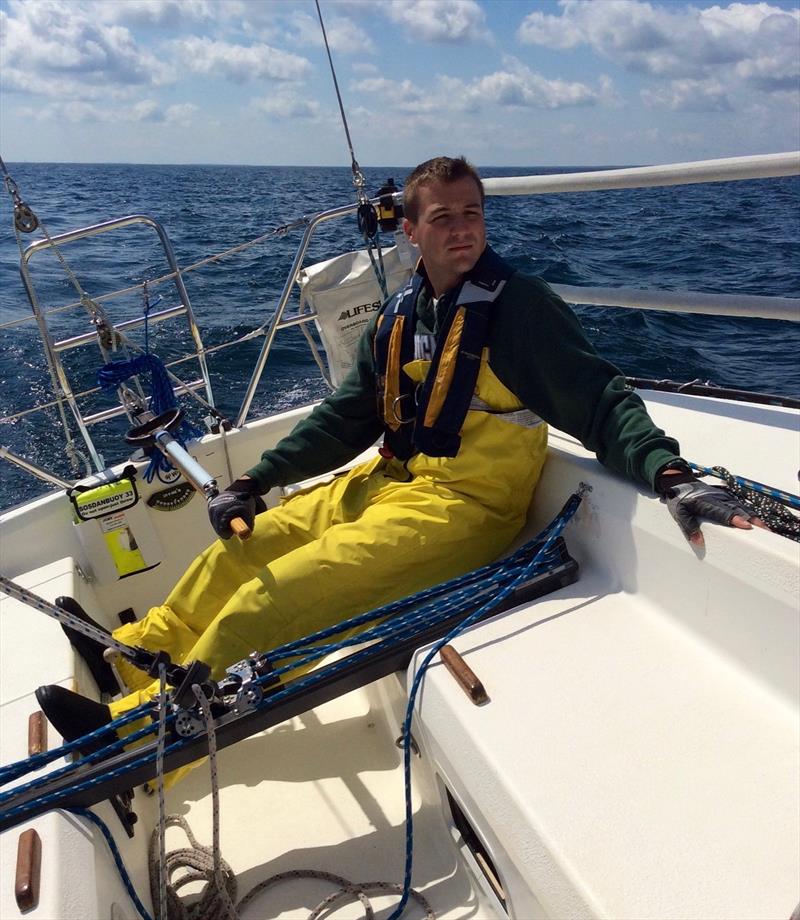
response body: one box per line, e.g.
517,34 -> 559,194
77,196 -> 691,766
72,479 -> 138,521
99,511 -> 148,576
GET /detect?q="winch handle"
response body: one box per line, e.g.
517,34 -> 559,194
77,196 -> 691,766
203,488 -> 253,542
229,517 -> 252,541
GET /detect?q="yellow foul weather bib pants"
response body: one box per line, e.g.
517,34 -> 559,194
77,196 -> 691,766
109,354 -> 548,780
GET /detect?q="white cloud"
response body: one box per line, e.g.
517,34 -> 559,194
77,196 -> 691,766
354,59 -> 606,114
443,58 -> 604,110
517,0 -> 800,90
352,76 -> 434,112
285,11 -> 373,55
170,37 -> 311,83
164,103 -> 199,125
642,79 -> 733,112
252,91 -> 322,120
1,0 -> 174,96
130,99 -> 161,121
18,97 -> 195,125
90,0 -> 216,27
384,0 -> 489,44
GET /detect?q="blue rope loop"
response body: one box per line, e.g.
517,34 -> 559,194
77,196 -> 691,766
388,488 -> 583,920
97,352 -> 203,481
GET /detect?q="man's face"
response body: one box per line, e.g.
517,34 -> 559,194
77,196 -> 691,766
403,176 -> 486,294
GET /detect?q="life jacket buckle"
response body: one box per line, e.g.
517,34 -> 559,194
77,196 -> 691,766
391,393 -> 416,425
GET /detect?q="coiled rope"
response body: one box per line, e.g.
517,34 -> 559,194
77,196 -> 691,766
147,685 -> 436,920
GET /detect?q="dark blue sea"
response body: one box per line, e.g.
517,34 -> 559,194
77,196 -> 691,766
1,163 -> 798,510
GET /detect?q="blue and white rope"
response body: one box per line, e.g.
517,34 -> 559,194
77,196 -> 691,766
689,463 -> 800,510
690,462 -> 800,542
66,807 -> 154,920
0,705 -> 155,788
387,488 -> 584,920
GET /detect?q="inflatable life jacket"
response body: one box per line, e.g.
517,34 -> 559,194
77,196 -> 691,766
374,246 -> 513,459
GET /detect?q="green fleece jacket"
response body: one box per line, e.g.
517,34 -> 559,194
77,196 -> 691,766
247,272 -> 680,493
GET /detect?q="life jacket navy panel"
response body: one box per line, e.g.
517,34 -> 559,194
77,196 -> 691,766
374,246 -> 513,459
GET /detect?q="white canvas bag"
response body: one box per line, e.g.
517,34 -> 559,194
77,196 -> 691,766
298,244 -> 417,386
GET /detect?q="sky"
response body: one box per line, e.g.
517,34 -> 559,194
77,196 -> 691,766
1,0 -> 799,167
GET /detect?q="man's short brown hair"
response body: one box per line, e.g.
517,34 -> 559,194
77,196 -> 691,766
403,156 -> 484,222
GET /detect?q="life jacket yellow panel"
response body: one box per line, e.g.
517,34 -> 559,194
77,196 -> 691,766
405,348 -> 548,514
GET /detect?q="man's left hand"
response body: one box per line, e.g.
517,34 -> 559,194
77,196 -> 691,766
659,474 -> 767,547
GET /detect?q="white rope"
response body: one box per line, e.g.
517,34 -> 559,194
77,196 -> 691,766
148,685 -> 238,920
148,690 -> 437,920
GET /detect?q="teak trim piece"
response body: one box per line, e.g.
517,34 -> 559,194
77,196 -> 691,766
28,712 -> 47,756
15,828 -> 42,911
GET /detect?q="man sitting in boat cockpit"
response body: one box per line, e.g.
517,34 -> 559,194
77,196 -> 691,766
36,156 -> 762,764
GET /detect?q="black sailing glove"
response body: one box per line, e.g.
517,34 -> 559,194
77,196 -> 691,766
657,465 -> 757,543
207,478 -> 267,540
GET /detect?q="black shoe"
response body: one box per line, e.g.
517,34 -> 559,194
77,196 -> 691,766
56,596 -> 119,695
35,685 -> 113,755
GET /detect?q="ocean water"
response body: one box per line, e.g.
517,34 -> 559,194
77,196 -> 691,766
1,162 -> 798,510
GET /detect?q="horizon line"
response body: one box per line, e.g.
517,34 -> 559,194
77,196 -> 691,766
3,160 -> 640,171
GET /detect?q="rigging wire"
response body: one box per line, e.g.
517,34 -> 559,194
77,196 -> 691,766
0,157 -> 89,475
314,0 -> 367,201
313,0 -> 388,298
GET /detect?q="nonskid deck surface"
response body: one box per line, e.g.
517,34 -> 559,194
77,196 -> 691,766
161,679 -> 492,920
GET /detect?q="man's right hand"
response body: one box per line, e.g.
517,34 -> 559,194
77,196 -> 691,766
207,478 -> 266,540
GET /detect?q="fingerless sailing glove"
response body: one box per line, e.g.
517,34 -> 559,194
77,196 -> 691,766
656,463 -> 756,542
207,478 -> 266,540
